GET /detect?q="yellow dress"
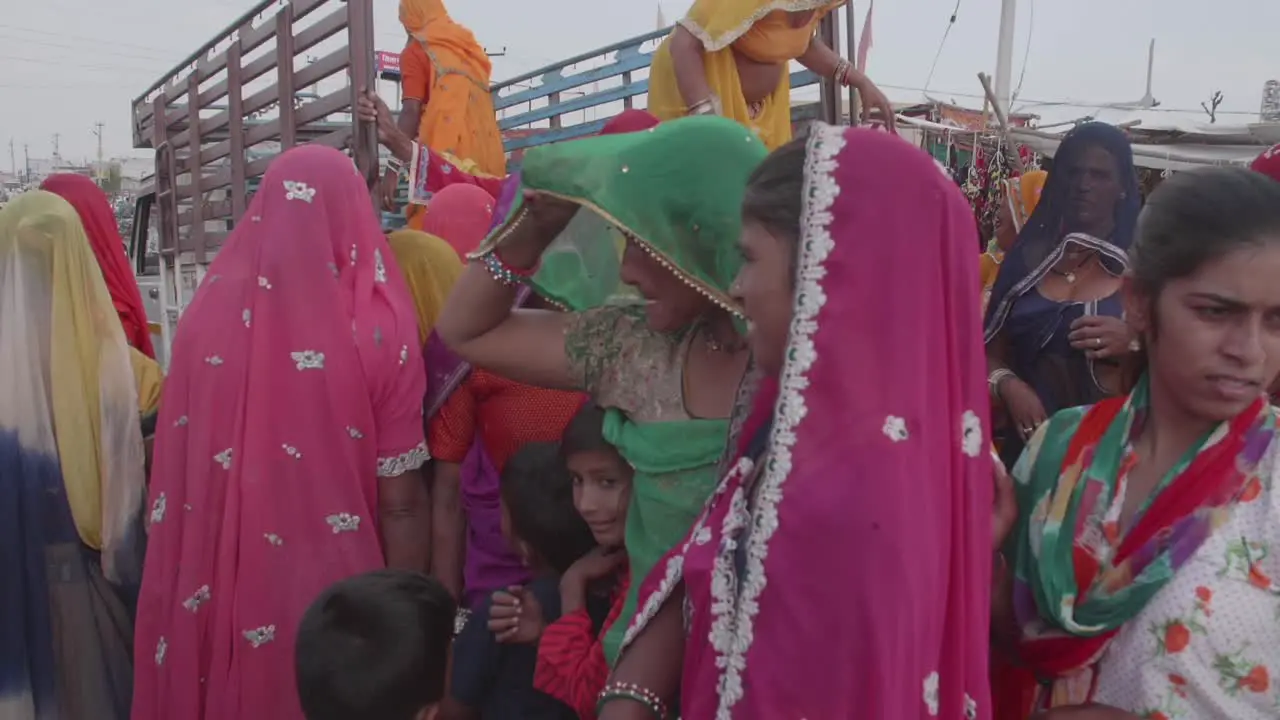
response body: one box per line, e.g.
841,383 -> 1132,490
648,0 -> 844,150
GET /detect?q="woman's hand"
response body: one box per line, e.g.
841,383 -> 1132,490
379,169 -> 399,212
844,69 -> 897,133
1068,315 -> 1134,361
487,585 -> 545,645
999,376 -> 1048,441
497,190 -> 581,269
357,89 -> 398,145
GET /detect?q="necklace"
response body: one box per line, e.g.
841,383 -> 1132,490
704,329 -> 725,353
1052,252 -> 1095,284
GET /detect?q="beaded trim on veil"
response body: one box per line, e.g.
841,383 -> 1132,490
678,0 -> 842,53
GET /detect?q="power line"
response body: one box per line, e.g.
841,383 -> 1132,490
0,53 -> 157,75
0,22 -> 187,56
1012,0 -> 1034,100
0,33 -> 175,62
923,0 -> 964,94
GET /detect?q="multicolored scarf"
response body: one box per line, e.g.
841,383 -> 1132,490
1013,377 -> 1276,683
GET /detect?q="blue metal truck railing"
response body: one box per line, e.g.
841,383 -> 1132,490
488,26 -> 820,154
379,25 -> 825,229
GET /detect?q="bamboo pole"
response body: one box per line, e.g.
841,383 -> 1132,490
978,71 -> 1026,174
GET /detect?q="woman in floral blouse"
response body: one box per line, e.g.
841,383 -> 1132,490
994,167 -> 1280,720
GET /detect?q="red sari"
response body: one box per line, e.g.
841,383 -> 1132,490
41,174 -> 156,357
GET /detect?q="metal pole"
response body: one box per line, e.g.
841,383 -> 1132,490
993,0 -> 1017,113
818,14 -> 841,125
845,2 -> 860,125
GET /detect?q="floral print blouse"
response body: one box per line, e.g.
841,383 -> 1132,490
1017,428 -> 1280,719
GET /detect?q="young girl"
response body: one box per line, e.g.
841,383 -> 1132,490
445,442 -> 596,720
535,404 -> 634,719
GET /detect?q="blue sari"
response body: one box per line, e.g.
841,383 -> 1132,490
984,123 -> 1141,466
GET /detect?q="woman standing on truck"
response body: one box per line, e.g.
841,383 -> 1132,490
1,190 -> 157,720
387,0 -> 506,229
42,173 -> 156,358
131,145 -> 430,720
646,0 -> 896,150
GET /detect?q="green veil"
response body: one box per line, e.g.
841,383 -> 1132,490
476,116 -> 769,665
474,115 -> 767,315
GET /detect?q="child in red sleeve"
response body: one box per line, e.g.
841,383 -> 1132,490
534,404 -> 632,720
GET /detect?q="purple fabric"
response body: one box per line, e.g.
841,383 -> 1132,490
459,437 -> 530,607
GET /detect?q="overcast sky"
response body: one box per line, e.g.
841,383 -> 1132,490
1,0 -> 1277,164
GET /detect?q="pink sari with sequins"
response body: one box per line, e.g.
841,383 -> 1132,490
617,126 -> 994,719
131,146 -> 428,720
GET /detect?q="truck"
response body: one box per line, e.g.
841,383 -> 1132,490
128,0 -> 857,367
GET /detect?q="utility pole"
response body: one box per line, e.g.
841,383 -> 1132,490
52,132 -> 60,161
23,143 -> 30,184
92,122 -> 104,180
484,46 -> 506,58
992,0 -> 1017,114
8,139 -> 15,177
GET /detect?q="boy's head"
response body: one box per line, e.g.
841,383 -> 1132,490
561,403 -> 633,549
499,441 -> 597,575
296,570 -> 455,720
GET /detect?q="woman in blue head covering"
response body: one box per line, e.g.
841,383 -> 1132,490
984,122 -> 1142,466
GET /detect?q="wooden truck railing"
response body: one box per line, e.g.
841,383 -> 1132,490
131,0 -> 379,265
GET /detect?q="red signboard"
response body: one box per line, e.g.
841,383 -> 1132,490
376,50 -> 400,75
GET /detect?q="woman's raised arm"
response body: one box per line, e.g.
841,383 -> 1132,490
435,192 -> 582,391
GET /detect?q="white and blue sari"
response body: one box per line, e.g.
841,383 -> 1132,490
0,191 -> 148,720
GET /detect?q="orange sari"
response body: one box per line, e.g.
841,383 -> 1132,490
399,0 -> 506,229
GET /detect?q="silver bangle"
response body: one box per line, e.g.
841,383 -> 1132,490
989,368 -> 1016,399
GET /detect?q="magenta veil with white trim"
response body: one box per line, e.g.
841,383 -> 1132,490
619,125 -> 994,719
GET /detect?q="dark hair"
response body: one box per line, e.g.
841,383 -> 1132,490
500,441 -> 596,574
1131,166 -> 1280,298
741,134 -> 807,243
295,570 -> 455,720
561,402 -> 610,457
1121,166 -> 1280,389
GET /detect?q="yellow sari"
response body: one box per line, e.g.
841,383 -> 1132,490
387,229 -> 465,343
648,0 -> 844,150
0,191 -> 156,583
982,170 -> 1048,313
400,0 -> 506,231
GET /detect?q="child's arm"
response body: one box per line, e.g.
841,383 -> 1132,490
534,564 -> 630,720
534,607 -> 611,720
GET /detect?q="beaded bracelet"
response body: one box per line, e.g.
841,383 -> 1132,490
478,250 -> 537,288
596,682 -> 668,718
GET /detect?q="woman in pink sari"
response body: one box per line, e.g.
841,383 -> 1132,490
131,145 -> 430,720
420,183 -> 496,257
598,126 -> 994,718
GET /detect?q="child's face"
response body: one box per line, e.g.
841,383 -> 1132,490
567,448 -> 632,548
